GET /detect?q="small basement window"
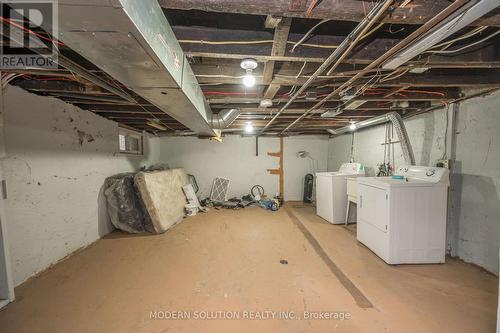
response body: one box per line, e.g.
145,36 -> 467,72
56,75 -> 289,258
118,128 -> 143,155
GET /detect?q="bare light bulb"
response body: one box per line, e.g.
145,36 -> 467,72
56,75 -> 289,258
245,122 -> 254,133
349,122 -> 356,131
242,73 -> 256,87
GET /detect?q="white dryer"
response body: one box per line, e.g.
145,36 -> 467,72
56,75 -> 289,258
357,166 -> 449,264
316,163 -> 365,224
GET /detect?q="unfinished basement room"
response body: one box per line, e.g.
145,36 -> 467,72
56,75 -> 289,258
0,0 -> 500,332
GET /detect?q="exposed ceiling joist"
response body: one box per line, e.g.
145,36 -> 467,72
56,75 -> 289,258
228,106 -> 425,114
173,25 -> 500,67
196,72 -> 500,87
264,15 -> 283,29
160,0 -> 500,26
263,83 -> 282,100
262,17 -> 292,84
278,0 -> 475,133
208,92 -> 458,104
6,0 -> 499,136
384,86 -> 411,97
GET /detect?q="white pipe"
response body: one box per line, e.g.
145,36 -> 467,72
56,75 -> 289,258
383,0 -> 499,69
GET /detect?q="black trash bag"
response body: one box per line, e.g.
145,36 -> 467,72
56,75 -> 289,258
104,173 -> 155,233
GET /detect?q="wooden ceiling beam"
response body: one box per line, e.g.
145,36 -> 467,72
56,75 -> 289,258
93,110 -> 164,114
234,100 -> 432,109
196,72 -> 500,87
236,107 -> 420,115
263,83 -> 282,100
187,50 -> 500,68
72,104 -> 163,112
262,17 -> 292,85
208,91 -> 458,104
175,26 -> 499,66
264,15 -> 283,29
383,86 -> 411,98
209,96 -> 455,104
160,0 -> 500,26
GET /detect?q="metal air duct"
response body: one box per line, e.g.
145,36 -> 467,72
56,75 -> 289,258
46,0 -> 217,136
210,108 -> 240,129
328,112 -> 416,165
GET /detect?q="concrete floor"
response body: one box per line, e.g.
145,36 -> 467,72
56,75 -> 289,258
0,204 -> 497,332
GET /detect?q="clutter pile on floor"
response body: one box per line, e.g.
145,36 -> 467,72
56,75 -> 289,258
104,169 -> 282,234
103,164 -> 194,234
200,183 -> 282,212
178,177 -> 284,214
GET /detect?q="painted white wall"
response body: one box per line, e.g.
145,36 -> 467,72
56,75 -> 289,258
159,135 -> 328,201
327,110 -> 447,175
327,91 -> 500,274
0,89 -> 14,304
284,136 -> 329,200
160,136 -> 279,199
0,87 -> 160,286
450,91 -> 500,274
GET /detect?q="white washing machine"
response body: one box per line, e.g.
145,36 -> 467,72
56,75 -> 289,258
357,165 -> 449,264
316,163 -> 365,224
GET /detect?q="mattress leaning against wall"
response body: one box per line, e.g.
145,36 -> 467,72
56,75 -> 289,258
104,173 -> 156,234
134,169 -> 189,233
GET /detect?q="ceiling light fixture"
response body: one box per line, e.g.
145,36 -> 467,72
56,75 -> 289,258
240,58 -> 258,88
259,99 -> 273,108
349,121 -> 357,131
245,122 -> 254,133
242,73 -> 256,87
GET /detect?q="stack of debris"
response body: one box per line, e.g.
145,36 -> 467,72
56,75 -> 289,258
104,164 -> 193,234
105,170 -> 283,235
200,181 -> 281,212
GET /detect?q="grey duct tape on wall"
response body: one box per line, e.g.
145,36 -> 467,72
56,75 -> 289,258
327,112 -> 416,166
